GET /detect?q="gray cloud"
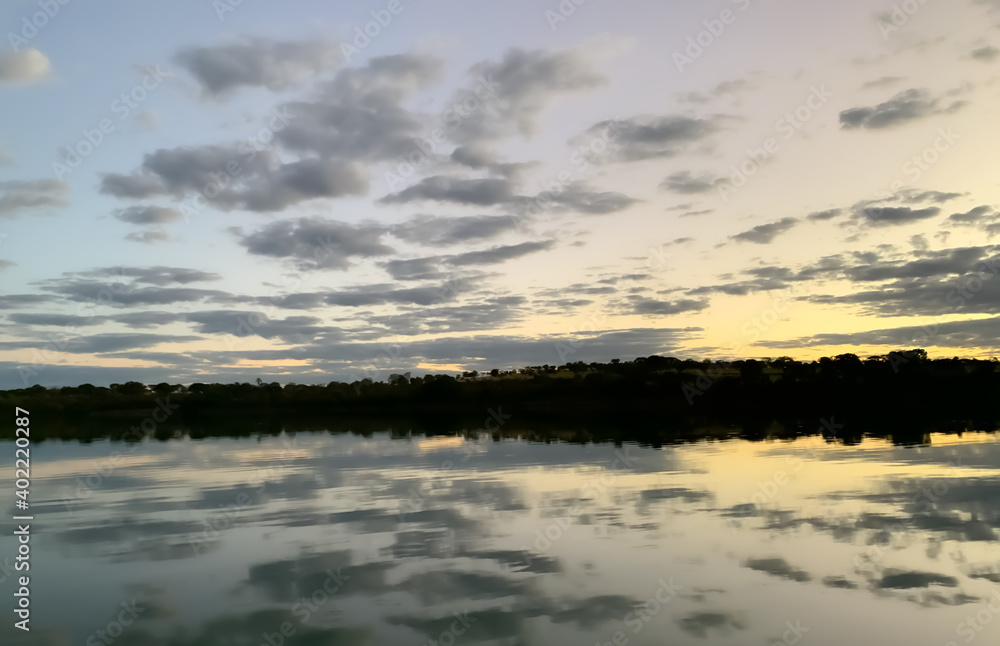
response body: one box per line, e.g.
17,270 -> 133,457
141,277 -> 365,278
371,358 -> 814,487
114,205 -> 183,225
390,214 -> 519,246
731,217 -> 799,244
447,240 -> 554,266
577,115 -> 721,162
174,38 -> 342,97
449,47 -> 605,144
0,179 -> 69,218
807,208 -> 842,221
839,88 -> 962,129
659,171 -> 722,194
275,54 -> 443,160
853,205 -> 941,226
102,147 -> 368,212
632,297 -> 710,316
125,231 -> 171,244
971,46 -> 1000,61
381,176 -> 515,206
760,316 -> 1000,349
236,217 -> 394,270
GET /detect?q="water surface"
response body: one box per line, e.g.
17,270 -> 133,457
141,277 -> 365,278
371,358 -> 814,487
3,426 -> 1000,645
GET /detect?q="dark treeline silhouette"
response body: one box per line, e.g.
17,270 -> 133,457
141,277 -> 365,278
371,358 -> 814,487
2,349 -> 998,444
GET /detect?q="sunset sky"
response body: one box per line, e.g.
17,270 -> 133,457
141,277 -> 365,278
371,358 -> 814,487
1,0 -> 999,388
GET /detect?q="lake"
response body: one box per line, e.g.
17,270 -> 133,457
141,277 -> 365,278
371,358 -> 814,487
2,425 -> 1000,645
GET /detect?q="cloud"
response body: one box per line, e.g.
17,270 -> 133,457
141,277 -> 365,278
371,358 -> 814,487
0,260 -> 15,270
853,204 -> 941,226
447,240 -> 554,266
950,205 -> 999,224
861,76 -> 905,90
381,257 -> 446,281
101,147 -> 368,212
381,176 -> 515,206
174,38 -> 342,97
0,49 -> 51,83
807,208 -> 842,221
971,46 -> 1000,61
536,183 -> 641,215
839,88 -> 962,129
390,214 -> 519,246
235,218 -> 394,270
185,311 -> 325,342
731,217 -> 799,243
631,298 -> 709,316
576,115 -> 721,162
659,171 -> 722,194
744,557 -> 812,582
274,54 -> 443,160
449,47 -> 605,144
124,231 -> 171,244
0,179 -> 69,218
114,205 -> 183,225
760,316 -> 1000,349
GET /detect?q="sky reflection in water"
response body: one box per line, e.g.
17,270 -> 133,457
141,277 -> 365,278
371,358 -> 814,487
2,429 -> 1000,645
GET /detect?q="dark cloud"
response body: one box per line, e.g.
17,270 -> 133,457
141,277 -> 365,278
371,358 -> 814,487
759,316 -> 1000,349
950,205 -> 999,225
185,311 -> 326,342
0,333 -> 203,355
174,38 -> 342,97
381,257 -> 445,281
839,88 -> 963,129
861,76 -> 905,90
744,557 -> 812,582
576,115 -> 721,162
536,184 -> 641,215
235,218 -> 394,270
677,612 -> 746,638
731,217 -> 799,243
102,147 -> 369,212
0,179 -> 69,218
114,205 -> 183,225
447,241 -> 554,266
275,54 -> 443,160
807,208 -> 842,221
381,176 -> 515,206
853,204 -> 941,227
390,214 -> 519,246
659,171 -> 722,194
631,297 -> 709,316
971,46 -> 1000,61
449,47 -> 605,144
878,570 -> 958,589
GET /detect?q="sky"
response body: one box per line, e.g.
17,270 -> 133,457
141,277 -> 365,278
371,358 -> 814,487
1,0 -> 999,388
